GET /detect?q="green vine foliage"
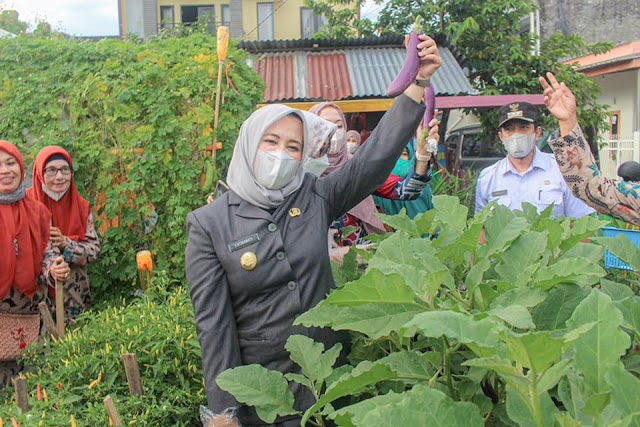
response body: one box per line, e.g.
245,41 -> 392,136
0,31 -> 265,299
216,196 -> 640,426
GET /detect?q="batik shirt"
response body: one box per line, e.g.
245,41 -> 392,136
547,124 -> 640,225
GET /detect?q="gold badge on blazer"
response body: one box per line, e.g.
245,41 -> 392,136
289,208 -> 301,217
240,251 -> 257,271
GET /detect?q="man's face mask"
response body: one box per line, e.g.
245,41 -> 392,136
303,154 -> 330,178
502,132 -> 536,159
329,129 -> 346,155
253,150 -> 300,189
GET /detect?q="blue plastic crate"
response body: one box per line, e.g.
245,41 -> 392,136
601,226 -> 640,271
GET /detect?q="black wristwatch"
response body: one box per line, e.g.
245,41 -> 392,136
414,78 -> 431,88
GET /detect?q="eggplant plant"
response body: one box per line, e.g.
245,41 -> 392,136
217,196 -> 640,427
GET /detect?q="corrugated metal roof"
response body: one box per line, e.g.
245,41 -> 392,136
240,35 -> 474,103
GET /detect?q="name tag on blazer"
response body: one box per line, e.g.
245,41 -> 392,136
227,233 -> 260,252
491,190 -> 508,197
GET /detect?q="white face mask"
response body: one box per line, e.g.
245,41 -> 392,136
502,133 -> 536,159
347,142 -> 359,154
41,182 -> 67,201
329,129 -> 346,155
253,150 -> 300,189
303,154 -> 330,177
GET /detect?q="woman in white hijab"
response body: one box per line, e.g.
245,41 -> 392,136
186,34 -> 441,427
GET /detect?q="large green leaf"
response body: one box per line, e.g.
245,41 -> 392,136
594,234 -> 640,271
321,270 -> 416,306
301,361 -> 397,425
330,383 -> 484,427
494,230 -> 547,284
377,209 -> 418,236
601,279 -> 636,301
491,287 -> 548,311
560,215 -> 610,253
401,310 -> 504,349
560,241 -> 604,264
566,290 -> 630,394
466,258 -> 492,292
502,330 -> 565,373
615,296 -> 640,338
532,284 -> 589,330
216,364 -> 298,423
506,385 -> 560,427
537,358 -> 572,394
533,257 -> 605,290
295,302 -> 424,339
605,364 -> 640,425
433,194 -> 469,232
368,234 -> 453,296
376,350 -> 437,381
485,216 -> 530,257
284,335 -> 341,385
489,305 -> 535,330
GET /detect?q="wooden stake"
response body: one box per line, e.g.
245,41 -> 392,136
38,302 -> 58,339
55,279 -> 65,337
211,58 -> 224,167
13,376 -> 28,412
122,353 -> 144,396
103,395 -> 122,426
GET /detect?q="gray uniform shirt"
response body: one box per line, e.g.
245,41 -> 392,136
186,94 -> 424,425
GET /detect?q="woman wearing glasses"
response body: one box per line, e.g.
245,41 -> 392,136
27,146 -> 100,322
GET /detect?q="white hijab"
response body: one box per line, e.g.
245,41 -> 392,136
227,105 -> 335,209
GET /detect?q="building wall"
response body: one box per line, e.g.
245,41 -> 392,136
537,0 -> 640,45
119,0 -> 319,40
597,70 -> 639,141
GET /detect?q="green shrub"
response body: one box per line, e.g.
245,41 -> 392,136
0,31 -> 265,300
0,272 -> 204,425
216,197 -> 640,426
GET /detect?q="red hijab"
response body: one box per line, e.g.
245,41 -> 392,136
27,146 -> 90,242
0,141 -> 51,299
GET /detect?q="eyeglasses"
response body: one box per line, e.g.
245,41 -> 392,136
43,166 -> 72,177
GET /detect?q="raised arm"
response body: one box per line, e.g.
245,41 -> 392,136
540,72 -> 640,224
319,35 -> 441,218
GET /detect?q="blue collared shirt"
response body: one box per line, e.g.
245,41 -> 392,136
475,148 -> 595,218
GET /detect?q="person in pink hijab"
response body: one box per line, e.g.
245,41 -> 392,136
308,102 -> 387,252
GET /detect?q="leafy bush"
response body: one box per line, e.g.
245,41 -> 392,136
0,32 -> 265,300
0,273 -> 204,425
216,196 -> 640,426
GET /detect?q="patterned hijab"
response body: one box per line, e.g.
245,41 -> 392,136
227,104 -> 315,209
27,145 -> 90,242
308,102 -> 350,176
0,141 -> 51,300
308,102 -> 386,235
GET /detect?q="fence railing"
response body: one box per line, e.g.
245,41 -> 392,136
599,132 -> 640,179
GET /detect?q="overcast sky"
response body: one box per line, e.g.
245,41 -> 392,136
1,0 -> 382,37
0,0 -> 119,36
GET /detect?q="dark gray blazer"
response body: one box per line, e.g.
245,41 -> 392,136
186,94 -> 424,425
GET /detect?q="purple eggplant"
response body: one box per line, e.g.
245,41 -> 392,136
387,19 -> 423,97
417,84 -> 437,152
423,84 -> 435,127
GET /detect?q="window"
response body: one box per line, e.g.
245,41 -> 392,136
610,111 -> 621,140
160,6 -> 174,30
221,4 -> 230,26
257,3 -> 274,41
181,5 -> 215,33
300,7 -> 326,39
